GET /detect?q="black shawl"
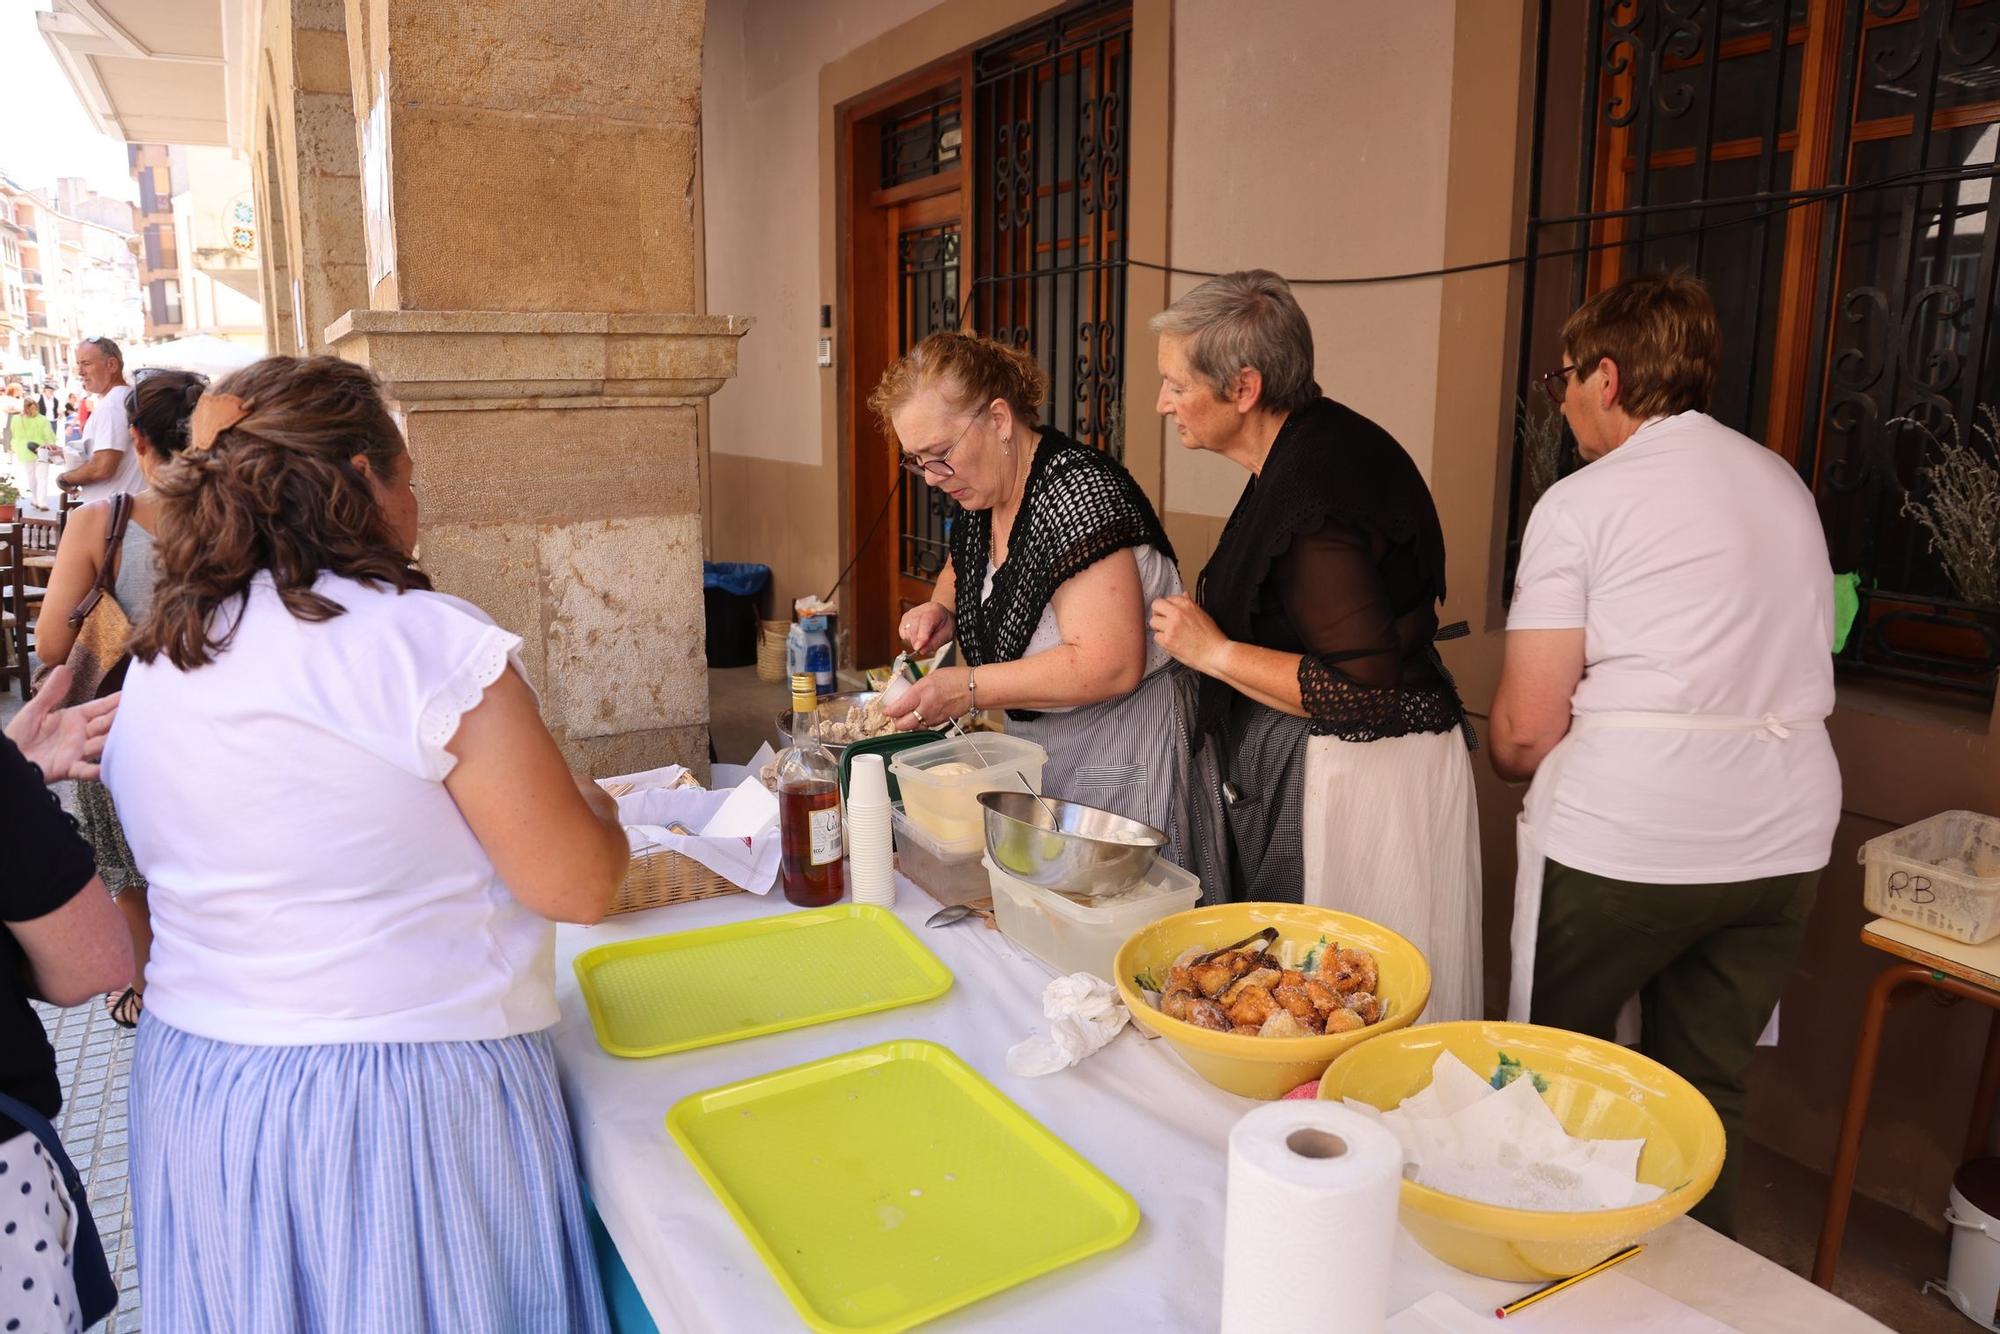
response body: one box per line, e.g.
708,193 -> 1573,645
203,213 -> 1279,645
951,428 -> 1175,721
1194,396 -> 1452,739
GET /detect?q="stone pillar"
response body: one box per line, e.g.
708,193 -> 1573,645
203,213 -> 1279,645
285,0 -> 368,351
329,0 -> 747,776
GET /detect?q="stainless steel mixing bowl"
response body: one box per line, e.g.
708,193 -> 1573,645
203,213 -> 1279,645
978,790 -> 1166,900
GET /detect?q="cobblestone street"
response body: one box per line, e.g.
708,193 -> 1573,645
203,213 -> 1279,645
33,998 -> 140,1330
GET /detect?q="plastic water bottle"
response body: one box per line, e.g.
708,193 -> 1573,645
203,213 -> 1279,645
785,622 -> 808,682
800,614 -> 835,694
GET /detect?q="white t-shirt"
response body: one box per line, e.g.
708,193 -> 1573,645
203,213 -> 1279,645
979,543 -> 1183,713
1508,411 -> 1841,883
76,384 -> 143,504
103,572 -> 557,1045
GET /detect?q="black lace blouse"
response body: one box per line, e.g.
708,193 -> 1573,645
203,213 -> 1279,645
1196,397 -> 1464,742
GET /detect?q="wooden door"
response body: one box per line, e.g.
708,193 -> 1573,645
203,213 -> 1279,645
842,69 -> 970,668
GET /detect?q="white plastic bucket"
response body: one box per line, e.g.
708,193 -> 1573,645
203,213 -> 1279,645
1941,1160 -> 2000,1332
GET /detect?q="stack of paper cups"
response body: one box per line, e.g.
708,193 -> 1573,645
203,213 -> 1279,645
1220,1100 -> 1403,1334
846,753 -> 896,907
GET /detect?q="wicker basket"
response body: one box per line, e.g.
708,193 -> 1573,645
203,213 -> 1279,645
755,619 -> 789,682
609,846 -> 745,915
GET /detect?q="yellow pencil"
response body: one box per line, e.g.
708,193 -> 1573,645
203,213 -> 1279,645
1495,1243 -> 1644,1319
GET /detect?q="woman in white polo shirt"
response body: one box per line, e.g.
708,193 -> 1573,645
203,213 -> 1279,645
1490,272 -> 1840,1236
102,356 -> 628,1330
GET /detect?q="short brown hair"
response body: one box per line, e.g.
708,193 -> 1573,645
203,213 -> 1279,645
130,355 -> 430,671
1561,271 -> 1721,418
867,331 -> 1048,442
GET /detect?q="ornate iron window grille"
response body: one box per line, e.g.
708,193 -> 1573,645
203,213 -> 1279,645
898,225 -> 961,584
969,0 -> 1133,459
881,96 -> 963,190
1514,0 -> 2000,699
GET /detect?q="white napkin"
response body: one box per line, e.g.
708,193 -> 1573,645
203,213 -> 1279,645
600,763 -> 695,792
614,785 -> 781,895
1345,1051 -> 1664,1212
1005,973 -> 1131,1077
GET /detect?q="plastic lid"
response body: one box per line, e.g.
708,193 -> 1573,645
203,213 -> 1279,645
891,731 -> 1048,774
983,854 -> 1199,922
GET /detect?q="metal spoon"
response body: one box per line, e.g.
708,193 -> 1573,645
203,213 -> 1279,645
925,905 -> 977,928
1016,772 -> 1062,829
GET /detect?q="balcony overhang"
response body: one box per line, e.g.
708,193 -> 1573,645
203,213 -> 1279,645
37,0 -> 256,153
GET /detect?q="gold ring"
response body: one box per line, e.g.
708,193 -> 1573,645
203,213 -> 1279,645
913,707 -> 925,724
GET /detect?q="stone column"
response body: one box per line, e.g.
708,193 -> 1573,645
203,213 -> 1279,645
329,0 -> 747,776
284,0 -> 368,351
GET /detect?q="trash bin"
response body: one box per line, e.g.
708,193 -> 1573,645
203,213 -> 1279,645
703,562 -> 771,668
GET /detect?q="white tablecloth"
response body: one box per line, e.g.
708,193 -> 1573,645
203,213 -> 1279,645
550,881 -> 1886,1333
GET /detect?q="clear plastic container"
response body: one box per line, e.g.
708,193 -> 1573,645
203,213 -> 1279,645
890,804 -> 989,908
987,854 -> 1201,982
889,733 -> 1047,856
1860,810 -> 2000,945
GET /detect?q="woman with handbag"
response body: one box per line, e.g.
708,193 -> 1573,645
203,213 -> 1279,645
2,664 -> 129,1333
37,368 -> 207,1029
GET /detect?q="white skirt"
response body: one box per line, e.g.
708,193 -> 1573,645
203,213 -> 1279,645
1301,729 -> 1483,1024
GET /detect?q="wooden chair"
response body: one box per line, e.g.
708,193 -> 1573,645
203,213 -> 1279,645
0,525 -> 31,700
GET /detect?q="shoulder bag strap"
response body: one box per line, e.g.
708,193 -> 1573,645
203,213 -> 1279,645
66,494 -> 133,631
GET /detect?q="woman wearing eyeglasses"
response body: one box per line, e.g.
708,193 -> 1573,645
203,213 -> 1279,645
1145,271 -> 1482,1024
870,332 -> 1189,860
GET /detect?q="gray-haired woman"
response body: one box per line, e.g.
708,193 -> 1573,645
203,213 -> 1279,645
1146,270 -> 1482,1023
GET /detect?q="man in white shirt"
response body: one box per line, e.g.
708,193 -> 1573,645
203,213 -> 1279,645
60,337 -> 144,505
1490,272 -> 1840,1237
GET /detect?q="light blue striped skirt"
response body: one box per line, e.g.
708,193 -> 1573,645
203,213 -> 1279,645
131,1018 -> 611,1334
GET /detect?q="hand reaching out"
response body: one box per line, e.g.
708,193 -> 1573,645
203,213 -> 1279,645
7,665 -> 119,783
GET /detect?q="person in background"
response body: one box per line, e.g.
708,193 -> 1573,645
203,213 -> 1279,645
1145,271 -> 1483,1024
871,332 -> 1189,855
1490,271 -> 1839,1236
59,337 -> 142,505
7,395 -> 54,508
105,355 -> 625,1331
39,368 -> 209,1028
1,663 -> 128,1334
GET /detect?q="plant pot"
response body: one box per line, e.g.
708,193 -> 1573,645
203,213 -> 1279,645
0,504 -> 19,522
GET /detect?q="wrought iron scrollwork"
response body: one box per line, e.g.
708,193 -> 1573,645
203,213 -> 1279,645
971,0 -> 1132,459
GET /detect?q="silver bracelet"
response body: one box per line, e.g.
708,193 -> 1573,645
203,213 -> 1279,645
966,667 -> 977,713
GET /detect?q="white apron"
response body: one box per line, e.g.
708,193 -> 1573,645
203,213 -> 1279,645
1506,710 -> 1825,1044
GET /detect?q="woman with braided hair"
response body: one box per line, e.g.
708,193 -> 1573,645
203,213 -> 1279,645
1146,271 -> 1482,1024
101,356 -> 622,1330
872,331 -> 1190,861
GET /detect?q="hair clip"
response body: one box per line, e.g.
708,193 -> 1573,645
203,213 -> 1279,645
188,392 -> 253,454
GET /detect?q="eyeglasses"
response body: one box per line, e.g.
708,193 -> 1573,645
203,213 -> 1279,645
1538,362 -> 1583,406
898,411 -> 981,481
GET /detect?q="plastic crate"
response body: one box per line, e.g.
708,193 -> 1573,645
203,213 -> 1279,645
1860,810 -> 2000,945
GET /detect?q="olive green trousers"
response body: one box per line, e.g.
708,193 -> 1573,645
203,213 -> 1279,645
1529,858 -> 1821,1236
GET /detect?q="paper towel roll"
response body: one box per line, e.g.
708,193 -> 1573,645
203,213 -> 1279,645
1221,1100 -> 1404,1334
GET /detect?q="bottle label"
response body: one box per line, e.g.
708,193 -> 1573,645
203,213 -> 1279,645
810,806 -> 843,866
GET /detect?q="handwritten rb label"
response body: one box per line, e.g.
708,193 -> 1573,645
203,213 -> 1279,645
1886,870 -> 1936,905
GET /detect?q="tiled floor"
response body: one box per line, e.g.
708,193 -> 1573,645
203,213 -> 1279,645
33,998 -> 141,1330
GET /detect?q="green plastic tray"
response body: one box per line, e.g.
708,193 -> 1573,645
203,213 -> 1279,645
666,1039 -> 1140,1333
573,905 -> 953,1058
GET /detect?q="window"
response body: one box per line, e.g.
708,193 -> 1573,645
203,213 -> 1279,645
149,278 -> 181,328
138,164 -> 172,217
144,223 -> 177,273
969,0 -> 1133,457
1519,0 -> 2000,699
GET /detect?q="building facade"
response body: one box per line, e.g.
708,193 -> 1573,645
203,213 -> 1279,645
0,174 -> 141,382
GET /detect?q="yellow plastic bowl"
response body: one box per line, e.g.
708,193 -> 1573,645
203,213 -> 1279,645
1113,902 -> 1430,1100
1317,1021 -> 1726,1281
